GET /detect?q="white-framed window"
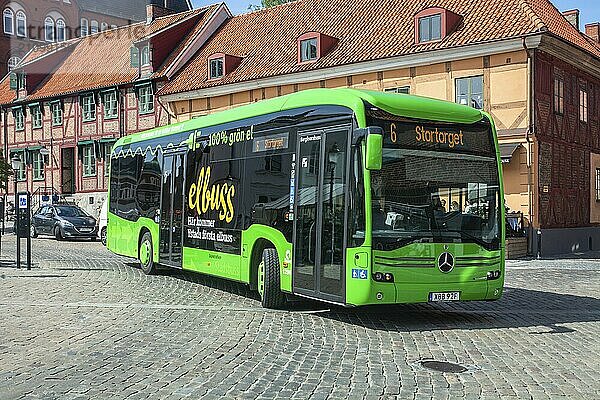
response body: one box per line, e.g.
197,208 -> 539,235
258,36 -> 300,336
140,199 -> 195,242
80,18 -> 88,36
81,93 -> 96,121
45,17 -> 55,42
456,76 -> 484,109
16,11 -> 25,37
300,38 -> 318,62
51,101 -> 62,126
56,19 -> 65,42
138,84 -> 154,114
3,8 -> 13,35
90,20 -> 98,34
101,22 -> 108,31
7,56 -> 21,71
12,150 -> 26,181
141,45 -> 150,66
82,145 -> 96,177
103,90 -> 118,118
385,86 -> 410,94
580,87 -> 588,123
418,14 -> 442,43
33,151 -> 45,181
209,57 -> 224,79
104,142 -> 113,176
13,107 -> 24,131
31,104 -> 42,128
596,168 -> 600,202
111,24 -> 117,30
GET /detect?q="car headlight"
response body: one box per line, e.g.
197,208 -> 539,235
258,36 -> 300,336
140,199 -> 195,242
61,220 -> 74,227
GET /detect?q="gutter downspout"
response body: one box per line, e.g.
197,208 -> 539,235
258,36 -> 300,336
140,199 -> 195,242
523,37 -> 535,256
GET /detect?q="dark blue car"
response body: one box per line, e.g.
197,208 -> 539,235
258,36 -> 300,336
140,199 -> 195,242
31,205 -> 98,241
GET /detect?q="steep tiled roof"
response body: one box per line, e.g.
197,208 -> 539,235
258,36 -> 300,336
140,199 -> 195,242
160,0 -> 600,96
0,6 -> 218,105
79,0 -> 192,22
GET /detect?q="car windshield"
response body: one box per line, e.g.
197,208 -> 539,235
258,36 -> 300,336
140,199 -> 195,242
55,206 -> 89,217
364,110 -> 501,251
371,148 -> 500,250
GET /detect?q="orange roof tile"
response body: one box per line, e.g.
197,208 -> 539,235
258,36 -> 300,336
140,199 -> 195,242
160,0 -> 600,96
0,6 -> 218,105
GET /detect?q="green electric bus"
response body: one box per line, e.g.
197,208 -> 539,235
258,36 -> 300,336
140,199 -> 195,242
107,88 -> 505,308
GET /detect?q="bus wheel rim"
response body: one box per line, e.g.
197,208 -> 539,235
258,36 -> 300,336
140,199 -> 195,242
258,260 -> 265,298
140,241 -> 151,266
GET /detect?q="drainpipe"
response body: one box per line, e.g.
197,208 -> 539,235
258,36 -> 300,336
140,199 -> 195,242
523,37 -> 536,256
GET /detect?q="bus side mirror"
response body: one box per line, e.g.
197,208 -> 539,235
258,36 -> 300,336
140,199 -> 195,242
365,131 -> 383,171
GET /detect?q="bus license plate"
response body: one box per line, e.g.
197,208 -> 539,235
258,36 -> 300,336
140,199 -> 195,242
429,292 -> 460,302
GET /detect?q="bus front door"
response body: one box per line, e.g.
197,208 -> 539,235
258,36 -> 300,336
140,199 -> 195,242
293,127 -> 349,304
159,151 -> 186,267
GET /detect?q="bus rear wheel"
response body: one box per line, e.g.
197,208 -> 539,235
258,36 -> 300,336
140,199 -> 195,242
139,232 -> 157,275
258,248 -> 286,309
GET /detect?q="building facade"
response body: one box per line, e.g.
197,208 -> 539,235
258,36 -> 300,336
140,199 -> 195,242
0,0 -> 192,76
0,3 -> 229,216
157,0 -> 600,257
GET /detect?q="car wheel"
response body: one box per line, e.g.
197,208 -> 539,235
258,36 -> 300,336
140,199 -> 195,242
54,226 -> 63,241
30,225 -> 38,238
258,248 -> 286,309
100,227 -> 107,246
139,232 -> 157,275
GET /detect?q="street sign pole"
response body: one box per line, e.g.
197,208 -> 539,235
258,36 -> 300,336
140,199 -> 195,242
26,193 -> 31,270
15,181 -> 20,270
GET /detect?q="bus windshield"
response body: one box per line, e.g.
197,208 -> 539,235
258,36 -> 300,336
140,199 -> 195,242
366,110 -> 501,251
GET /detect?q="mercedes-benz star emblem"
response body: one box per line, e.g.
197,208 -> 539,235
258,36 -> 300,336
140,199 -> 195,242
438,252 -> 454,273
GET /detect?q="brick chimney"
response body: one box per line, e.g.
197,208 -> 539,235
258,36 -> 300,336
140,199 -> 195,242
562,9 -> 580,31
586,22 -> 600,43
146,3 -> 173,24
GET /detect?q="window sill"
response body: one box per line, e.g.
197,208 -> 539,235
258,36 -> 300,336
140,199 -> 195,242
33,177 -> 45,182
15,128 -> 25,132
33,125 -> 43,130
139,109 -> 155,115
104,115 -> 118,120
82,119 -> 97,123
82,174 -> 97,178
298,58 -> 319,65
52,122 -> 63,127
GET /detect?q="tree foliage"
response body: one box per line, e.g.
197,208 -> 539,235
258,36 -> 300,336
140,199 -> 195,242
0,157 -> 12,191
248,0 -> 293,11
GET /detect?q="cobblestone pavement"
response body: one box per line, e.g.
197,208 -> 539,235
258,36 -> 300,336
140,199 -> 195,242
0,236 -> 598,399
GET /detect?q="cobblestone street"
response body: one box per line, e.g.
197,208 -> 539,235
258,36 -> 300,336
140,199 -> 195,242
0,236 -> 598,399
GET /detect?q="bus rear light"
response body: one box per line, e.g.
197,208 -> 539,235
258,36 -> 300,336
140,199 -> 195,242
373,272 -> 394,283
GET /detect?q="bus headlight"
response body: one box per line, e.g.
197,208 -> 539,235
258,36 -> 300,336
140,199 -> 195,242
373,272 -> 394,283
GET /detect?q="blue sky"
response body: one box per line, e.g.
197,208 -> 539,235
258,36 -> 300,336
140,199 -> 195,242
192,0 -> 598,25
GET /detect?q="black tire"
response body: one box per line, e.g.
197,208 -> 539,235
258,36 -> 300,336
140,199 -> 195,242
258,248 -> 286,309
30,225 -> 38,238
139,232 -> 157,275
54,226 -> 63,241
100,227 -> 107,246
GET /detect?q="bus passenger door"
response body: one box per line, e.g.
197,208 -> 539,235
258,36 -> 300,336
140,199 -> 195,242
293,127 -> 349,304
159,150 -> 186,267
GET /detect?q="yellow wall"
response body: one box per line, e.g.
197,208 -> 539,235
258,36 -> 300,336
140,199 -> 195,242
168,51 -> 529,136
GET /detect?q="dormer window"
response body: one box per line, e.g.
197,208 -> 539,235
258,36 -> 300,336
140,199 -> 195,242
414,7 -> 462,44
209,57 -> 224,80
300,38 -> 318,62
418,14 -> 441,42
297,32 -> 338,64
207,53 -> 243,81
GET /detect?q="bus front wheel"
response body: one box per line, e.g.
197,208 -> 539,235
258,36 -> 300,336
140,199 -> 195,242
139,232 -> 157,275
258,248 -> 286,309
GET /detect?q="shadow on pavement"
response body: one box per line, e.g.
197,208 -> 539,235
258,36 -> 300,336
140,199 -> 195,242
150,263 -> 599,331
